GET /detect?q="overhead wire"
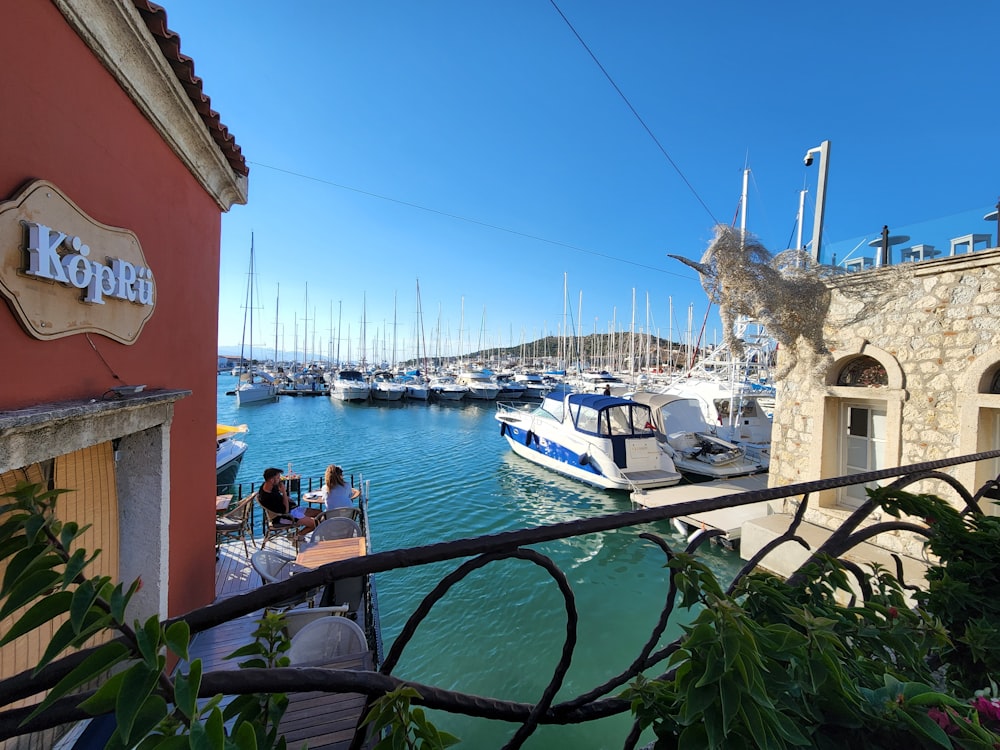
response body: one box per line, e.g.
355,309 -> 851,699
547,0 -> 719,227
247,160 -> 695,280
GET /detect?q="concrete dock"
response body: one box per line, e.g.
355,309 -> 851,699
631,473 -> 775,541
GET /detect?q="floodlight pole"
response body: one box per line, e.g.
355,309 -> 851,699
805,140 -> 831,262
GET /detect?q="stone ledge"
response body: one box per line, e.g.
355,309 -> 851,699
0,388 -> 188,433
741,513 -> 929,593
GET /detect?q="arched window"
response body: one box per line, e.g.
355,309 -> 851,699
836,356 -> 888,387
989,368 -> 1000,394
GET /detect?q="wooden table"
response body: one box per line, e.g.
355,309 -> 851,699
294,538 -> 367,570
215,494 -> 233,513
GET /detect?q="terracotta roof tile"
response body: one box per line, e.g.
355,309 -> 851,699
131,0 -> 248,177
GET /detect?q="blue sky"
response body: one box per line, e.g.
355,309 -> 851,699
162,1 -> 1000,363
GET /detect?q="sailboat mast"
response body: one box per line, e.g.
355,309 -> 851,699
274,282 -> 279,363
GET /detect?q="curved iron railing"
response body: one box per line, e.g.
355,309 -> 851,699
3,450 -> 1000,748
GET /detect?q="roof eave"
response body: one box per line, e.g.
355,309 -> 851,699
53,0 -> 248,211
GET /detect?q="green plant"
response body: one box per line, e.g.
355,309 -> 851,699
626,487 -> 1000,749
0,481 -> 289,749
362,685 -> 460,750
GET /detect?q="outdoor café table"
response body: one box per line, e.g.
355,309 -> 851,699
293,537 -> 367,569
215,494 -> 233,513
301,490 -> 326,509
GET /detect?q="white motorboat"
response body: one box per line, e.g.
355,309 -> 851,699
495,392 -> 682,491
630,391 -> 768,479
330,370 -> 371,402
395,373 -> 430,400
512,371 -> 551,399
216,423 -> 248,492
428,375 -> 469,401
456,367 -> 500,400
572,370 -> 629,395
369,371 -> 406,401
495,375 -> 527,400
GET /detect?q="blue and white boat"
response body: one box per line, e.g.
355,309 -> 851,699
495,393 -> 682,491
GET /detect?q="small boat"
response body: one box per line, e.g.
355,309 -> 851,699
235,237 -> 277,407
395,373 -> 430,400
574,370 -> 628,395
330,370 -> 371,402
495,375 -> 527,400
369,371 -> 406,401
456,367 -> 500,400
495,393 -> 682,491
216,423 -> 248,492
428,375 -> 469,401
513,371 -> 551,399
630,392 -> 767,479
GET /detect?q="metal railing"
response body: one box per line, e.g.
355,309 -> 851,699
5,451 -> 1000,748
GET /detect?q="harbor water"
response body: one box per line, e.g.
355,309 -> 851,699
217,376 -> 743,748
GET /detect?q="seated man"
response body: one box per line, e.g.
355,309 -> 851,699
258,467 -> 320,534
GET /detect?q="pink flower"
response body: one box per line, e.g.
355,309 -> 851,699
927,707 -> 958,734
973,696 -> 1000,723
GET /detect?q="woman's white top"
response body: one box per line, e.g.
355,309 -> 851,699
324,483 -> 353,511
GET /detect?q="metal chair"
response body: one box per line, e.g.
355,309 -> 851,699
319,506 -> 361,523
282,604 -> 350,637
310,517 -> 362,542
250,549 -> 318,609
287,615 -> 368,664
256,495 -> 302,549
215,492 -> 256,556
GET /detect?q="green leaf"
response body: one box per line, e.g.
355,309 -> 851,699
164,621 -> 191,662
694,646 -> 727,689
69,579 -> 100,632
35,610 -> 110,671
1,544 -> 57,595
135,615 -> 162,664
0,590 -> 72,646
127,694 -> 169,745
174,659 -> 201,720
27,641 -> 131,719
0,568 -> 61,620
719,675 -> 741,733
115,665 -> 161,742
677,722 -> 709,750
59,547 -> 88,587
78,669 -> 128,715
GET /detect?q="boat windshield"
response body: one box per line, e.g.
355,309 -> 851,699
571,402 -> 655,437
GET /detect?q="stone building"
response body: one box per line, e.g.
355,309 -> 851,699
766,246 -> 1000,555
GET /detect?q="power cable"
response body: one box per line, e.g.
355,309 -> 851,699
247,160 -> 695,280
548,0 -> 718,226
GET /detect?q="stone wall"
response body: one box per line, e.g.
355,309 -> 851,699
769,247 -> 1000,551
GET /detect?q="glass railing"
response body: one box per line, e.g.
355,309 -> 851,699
820,203 -> 999,269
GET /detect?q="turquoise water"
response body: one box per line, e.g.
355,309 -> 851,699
217,376 -> 741,748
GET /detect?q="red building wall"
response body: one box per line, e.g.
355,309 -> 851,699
0,3 -> 222,613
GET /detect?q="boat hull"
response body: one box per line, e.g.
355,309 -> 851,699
235,382 -> 277,406
497,410 -> 681,491
331,385 -> 370,402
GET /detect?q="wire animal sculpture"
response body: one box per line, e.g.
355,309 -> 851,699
671,224 -> 833,378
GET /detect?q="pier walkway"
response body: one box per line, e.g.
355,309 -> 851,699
194,537 -> 375,749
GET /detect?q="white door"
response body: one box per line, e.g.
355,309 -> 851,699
840,403 -> 886,508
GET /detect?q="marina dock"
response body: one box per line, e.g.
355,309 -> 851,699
204,536 -> 375,749
630,473 -> 774,542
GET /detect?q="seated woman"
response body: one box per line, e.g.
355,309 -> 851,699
259,467 -> 320,533
322,464 -> 355,512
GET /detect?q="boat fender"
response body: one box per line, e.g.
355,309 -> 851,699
671,518 -> 688,536
578,453 -> 589,466
524,430 -> 533,446
499,421 -> 507,437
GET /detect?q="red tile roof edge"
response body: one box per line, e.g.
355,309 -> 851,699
132,0 -> 248,177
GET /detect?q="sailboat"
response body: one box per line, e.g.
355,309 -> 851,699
235,235 -> 278,407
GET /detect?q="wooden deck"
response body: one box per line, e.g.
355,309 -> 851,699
194,537 -> 375,748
